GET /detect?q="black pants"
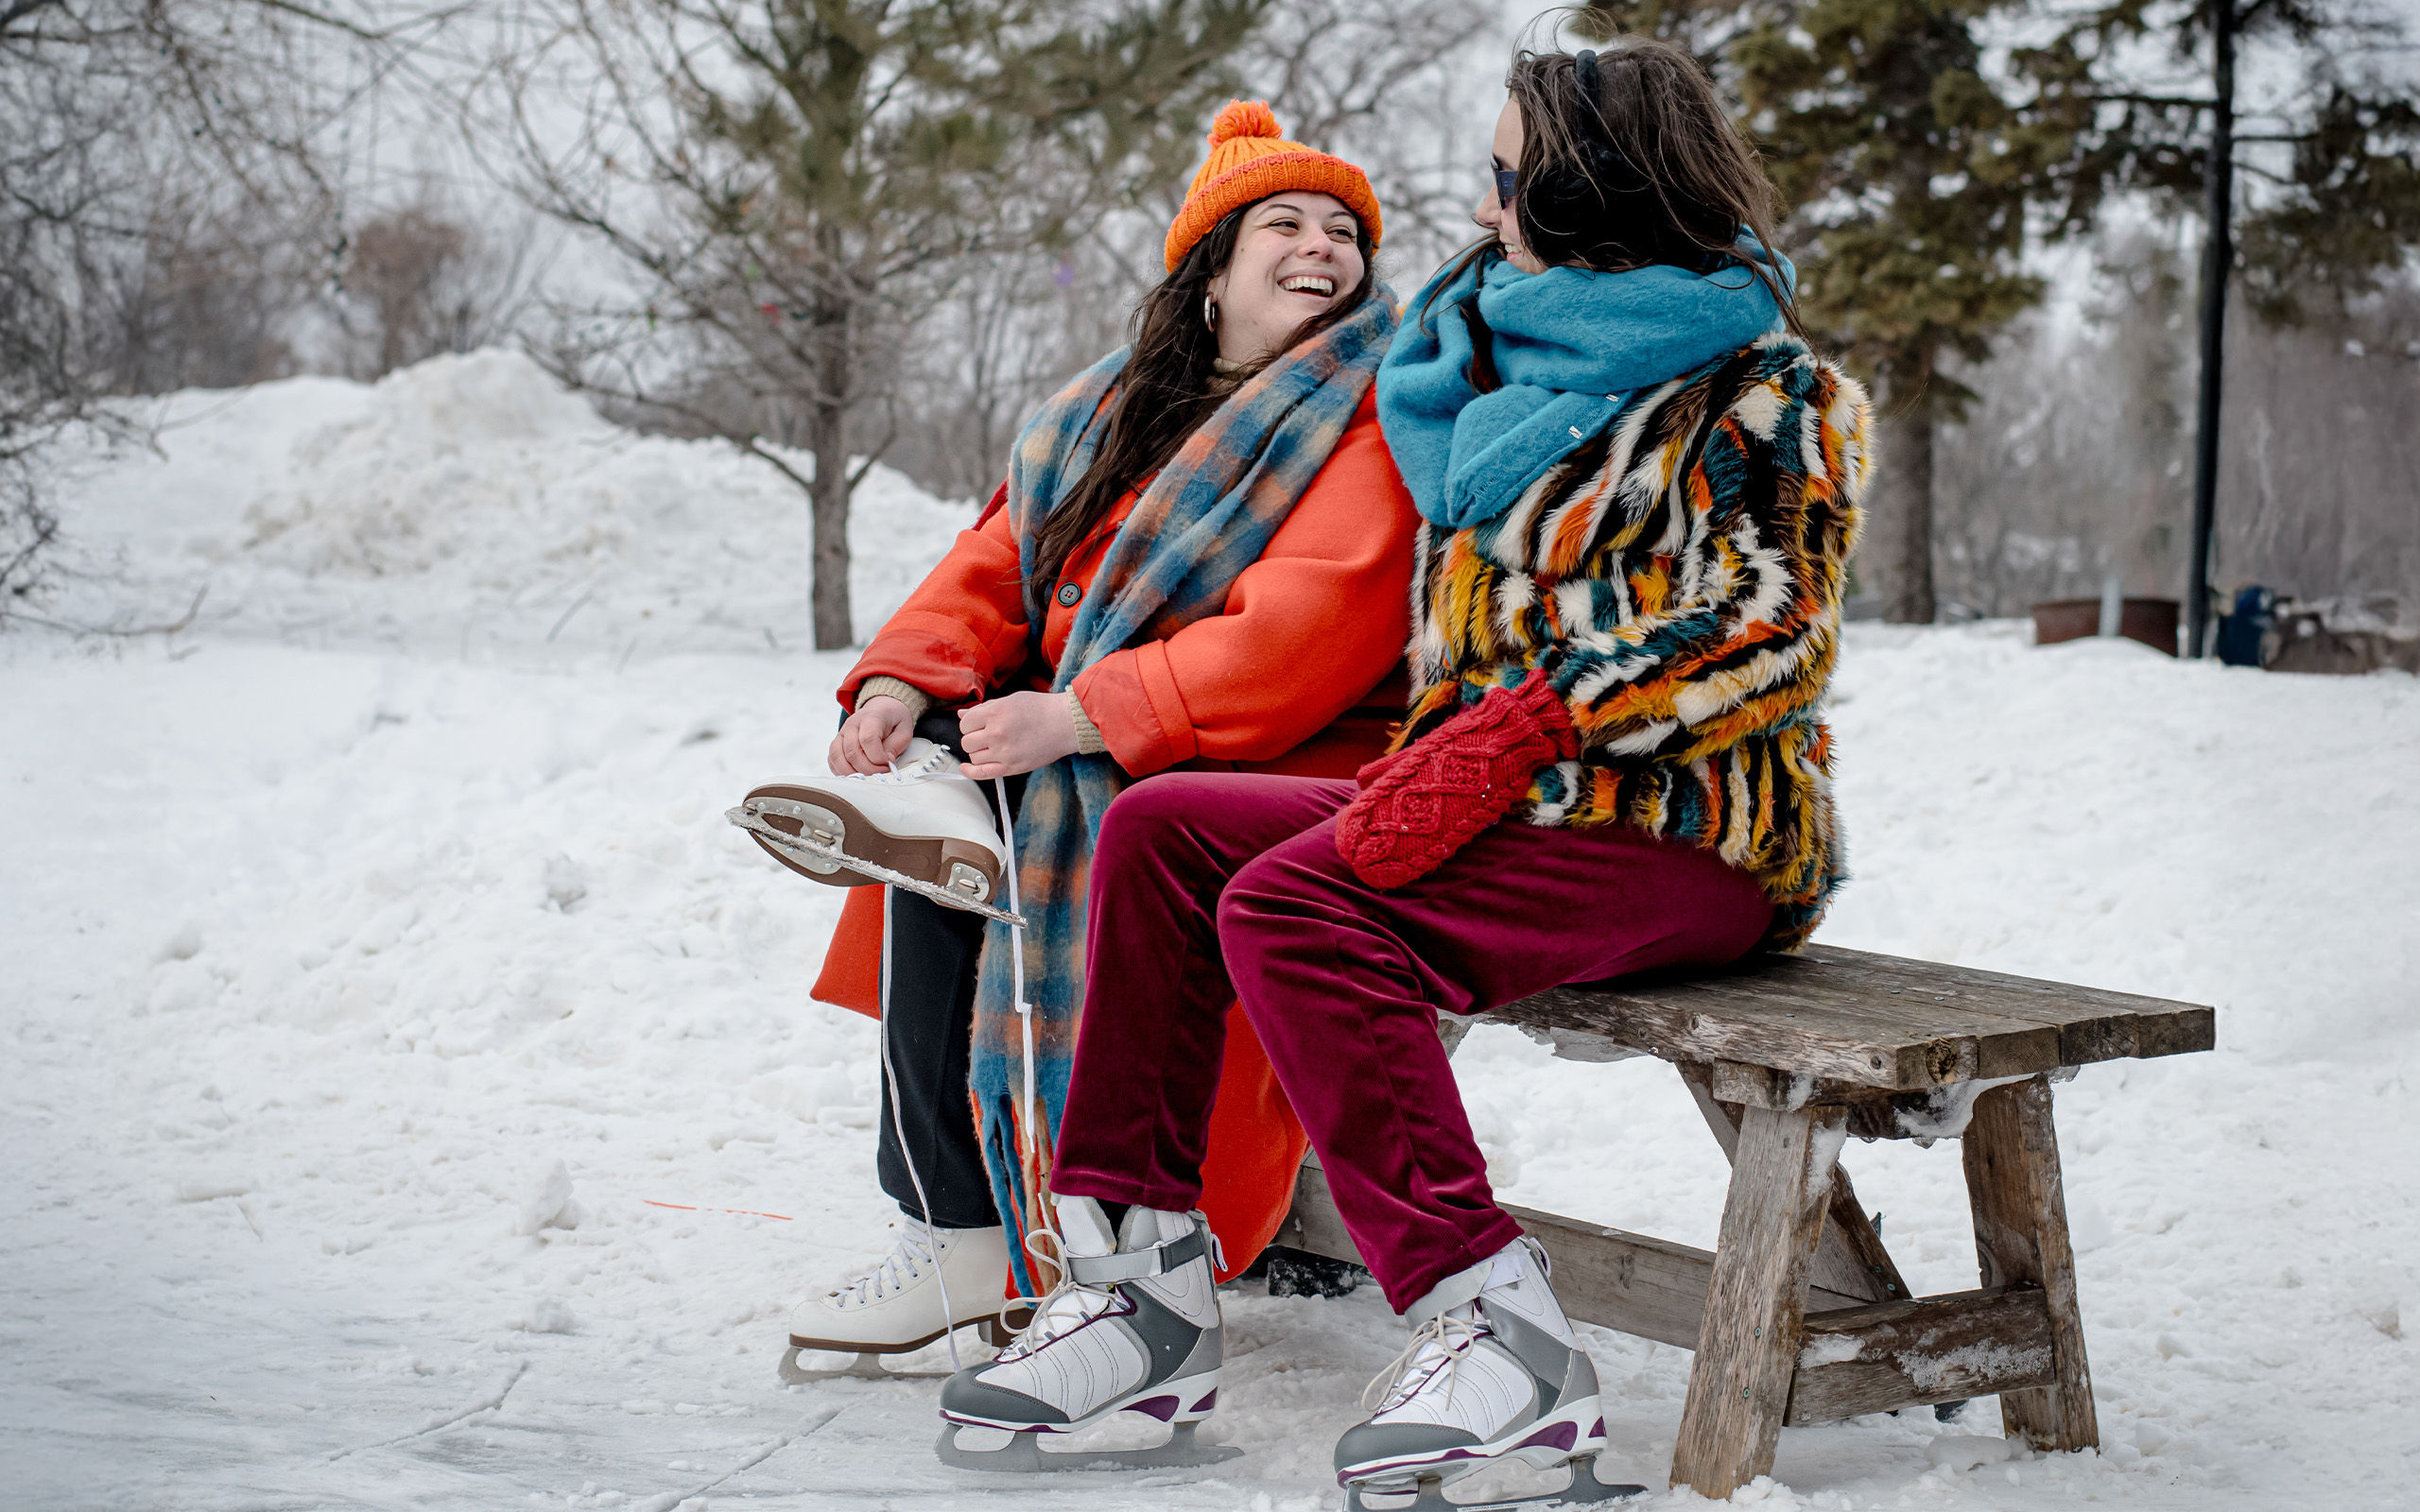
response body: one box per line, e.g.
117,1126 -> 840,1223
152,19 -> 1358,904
873,713 -> 1021,1229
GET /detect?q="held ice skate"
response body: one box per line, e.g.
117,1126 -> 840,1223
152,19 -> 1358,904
781,1219 -> 1032,1383
731,738 -> 1020,925
933,1198 -> 1239,1473
1335,1238 -> 1643,1511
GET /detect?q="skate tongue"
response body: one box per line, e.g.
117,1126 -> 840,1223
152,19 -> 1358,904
880,738 -> 960,782
834,1220 -> 942,1306
1055,1196 -> 1118,1259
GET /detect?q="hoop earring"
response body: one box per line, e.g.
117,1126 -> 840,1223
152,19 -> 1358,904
1202,297 -> 1219,332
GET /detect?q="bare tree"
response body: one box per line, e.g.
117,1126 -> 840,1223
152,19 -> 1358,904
2215,279 -> 2420,614
0,0 -> 455,624
1239,0 -> 1496,271
882,248 -> 1130,501
1932,232 -> 2416,626
336,194 -> 545,378
477,0 -> 1269,648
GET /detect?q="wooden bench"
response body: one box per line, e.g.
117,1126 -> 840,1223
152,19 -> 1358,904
1275,945 -> 2216,1500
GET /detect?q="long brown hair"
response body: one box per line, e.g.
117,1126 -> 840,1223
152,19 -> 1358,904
1426,34 -> 1804,388
1027,200 -> 1379,615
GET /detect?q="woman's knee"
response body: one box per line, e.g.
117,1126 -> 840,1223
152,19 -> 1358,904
1096,775 -> 1224,871
1214,837 -> 1343,954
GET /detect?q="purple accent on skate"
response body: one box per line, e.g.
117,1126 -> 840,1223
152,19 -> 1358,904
1590,1418 -> 1604,1438
1343,1446 -> 1485,1484
1131,1395 -> 1181,1422
994,1295 -> 1134,1364
1190,1389 -> 1218,1413
939,1409 -> 1067,1432
1516,1421 -> 1579,1453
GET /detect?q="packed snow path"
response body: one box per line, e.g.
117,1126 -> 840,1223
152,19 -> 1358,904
6,357 -> 2415,1510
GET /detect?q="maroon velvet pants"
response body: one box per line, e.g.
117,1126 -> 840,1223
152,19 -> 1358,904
1050,773 -> 1774,1312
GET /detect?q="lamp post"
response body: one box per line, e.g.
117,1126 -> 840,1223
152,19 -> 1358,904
2186,0 -> 2236,658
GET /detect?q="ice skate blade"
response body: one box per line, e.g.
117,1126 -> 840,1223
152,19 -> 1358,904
935,1420 -> 1243,1474
1345,1456 -> 1646,1512
781,1307 -> 1033,1384
728,804 -> 1024,927
779,1348 -> 952,1385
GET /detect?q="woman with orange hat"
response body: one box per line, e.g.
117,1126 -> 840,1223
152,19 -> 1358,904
761,103 -> 1413,1384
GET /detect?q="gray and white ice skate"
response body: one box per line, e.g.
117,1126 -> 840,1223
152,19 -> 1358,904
934,1198 -> 1239,1473
1335,1238 -> 1644,1510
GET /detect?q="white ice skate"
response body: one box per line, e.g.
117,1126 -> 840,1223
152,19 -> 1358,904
933,1198 -> 1240,1473
1334,1238 -> 1643,1511
782,1218 -> 1031,1384
731,738 -> 1019,925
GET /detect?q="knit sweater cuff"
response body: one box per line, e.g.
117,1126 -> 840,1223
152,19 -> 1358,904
1068,689 -> 1107,755
856,676 -> 932,722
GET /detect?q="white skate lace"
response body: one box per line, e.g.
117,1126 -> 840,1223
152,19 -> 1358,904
857,745 -> 957,784
1363,1310 -> 1490,1414
994,1228 -> 1123,1363
828,1221 -> 945,1308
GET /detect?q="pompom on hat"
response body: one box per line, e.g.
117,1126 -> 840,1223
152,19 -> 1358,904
1163,100 -> 1384,271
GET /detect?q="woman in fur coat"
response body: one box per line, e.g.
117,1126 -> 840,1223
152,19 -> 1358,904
940,37 -> 1873,1497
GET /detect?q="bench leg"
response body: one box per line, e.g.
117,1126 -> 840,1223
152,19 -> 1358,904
1962,1075 -> 2099,1452
1669,1103 -> 1841,1498
1678,1064 -> 1913,1306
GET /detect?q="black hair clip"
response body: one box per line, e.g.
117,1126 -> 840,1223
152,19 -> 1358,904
1568,50 -> 1649,198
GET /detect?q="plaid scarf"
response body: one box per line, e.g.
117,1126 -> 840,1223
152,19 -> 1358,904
973,292 -> 1397,1293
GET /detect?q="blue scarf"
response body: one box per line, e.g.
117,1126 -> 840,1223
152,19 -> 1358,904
1374,247 -> 1791,530
973,291 -> 1399,1293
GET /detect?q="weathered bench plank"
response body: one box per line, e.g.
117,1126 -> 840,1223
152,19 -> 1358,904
1787,1285 -> 2057,1425
1963,1076 -> 2099,1451
1670,1104 -> 1843,1499
1479,947 -> 2214,1091
1680,1063 -> 1910,1303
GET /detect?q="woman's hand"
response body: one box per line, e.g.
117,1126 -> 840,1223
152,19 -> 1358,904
829,695 -> 916,775
959,690 -> 1080,781
1335,672 -> 1579,889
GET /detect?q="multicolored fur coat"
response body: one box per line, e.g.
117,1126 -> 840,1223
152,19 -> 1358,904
1395,331 -> 1870,950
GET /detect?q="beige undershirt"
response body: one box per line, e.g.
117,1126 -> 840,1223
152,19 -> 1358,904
855,675 -> 1105,757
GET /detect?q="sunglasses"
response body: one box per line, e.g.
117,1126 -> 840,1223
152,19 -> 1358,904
1493,166 -> 1519,205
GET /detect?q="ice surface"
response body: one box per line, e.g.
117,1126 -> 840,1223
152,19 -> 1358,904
6,353 -> 2418,1509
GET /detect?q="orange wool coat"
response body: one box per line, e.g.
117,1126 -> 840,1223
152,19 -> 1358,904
817,389 -> 1415,1278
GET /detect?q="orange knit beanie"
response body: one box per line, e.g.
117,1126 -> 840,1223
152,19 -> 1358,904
1163,100 -> 1384,272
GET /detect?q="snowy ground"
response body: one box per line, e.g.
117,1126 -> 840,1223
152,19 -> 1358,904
5,354 -> 2416,1512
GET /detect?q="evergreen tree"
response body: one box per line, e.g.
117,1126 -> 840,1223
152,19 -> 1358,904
2028,0 -> 2420,325
1577,0 -> 2420,622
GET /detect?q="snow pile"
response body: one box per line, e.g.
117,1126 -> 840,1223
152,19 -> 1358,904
5,355 -> 2417,1510
41,348 -> 975,655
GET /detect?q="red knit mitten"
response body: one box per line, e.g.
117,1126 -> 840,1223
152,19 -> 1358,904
1335,671 -> 1579,890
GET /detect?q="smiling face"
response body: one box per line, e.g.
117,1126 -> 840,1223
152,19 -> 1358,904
1203,192 -> 1366,365
1474,99 -> 1547,274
